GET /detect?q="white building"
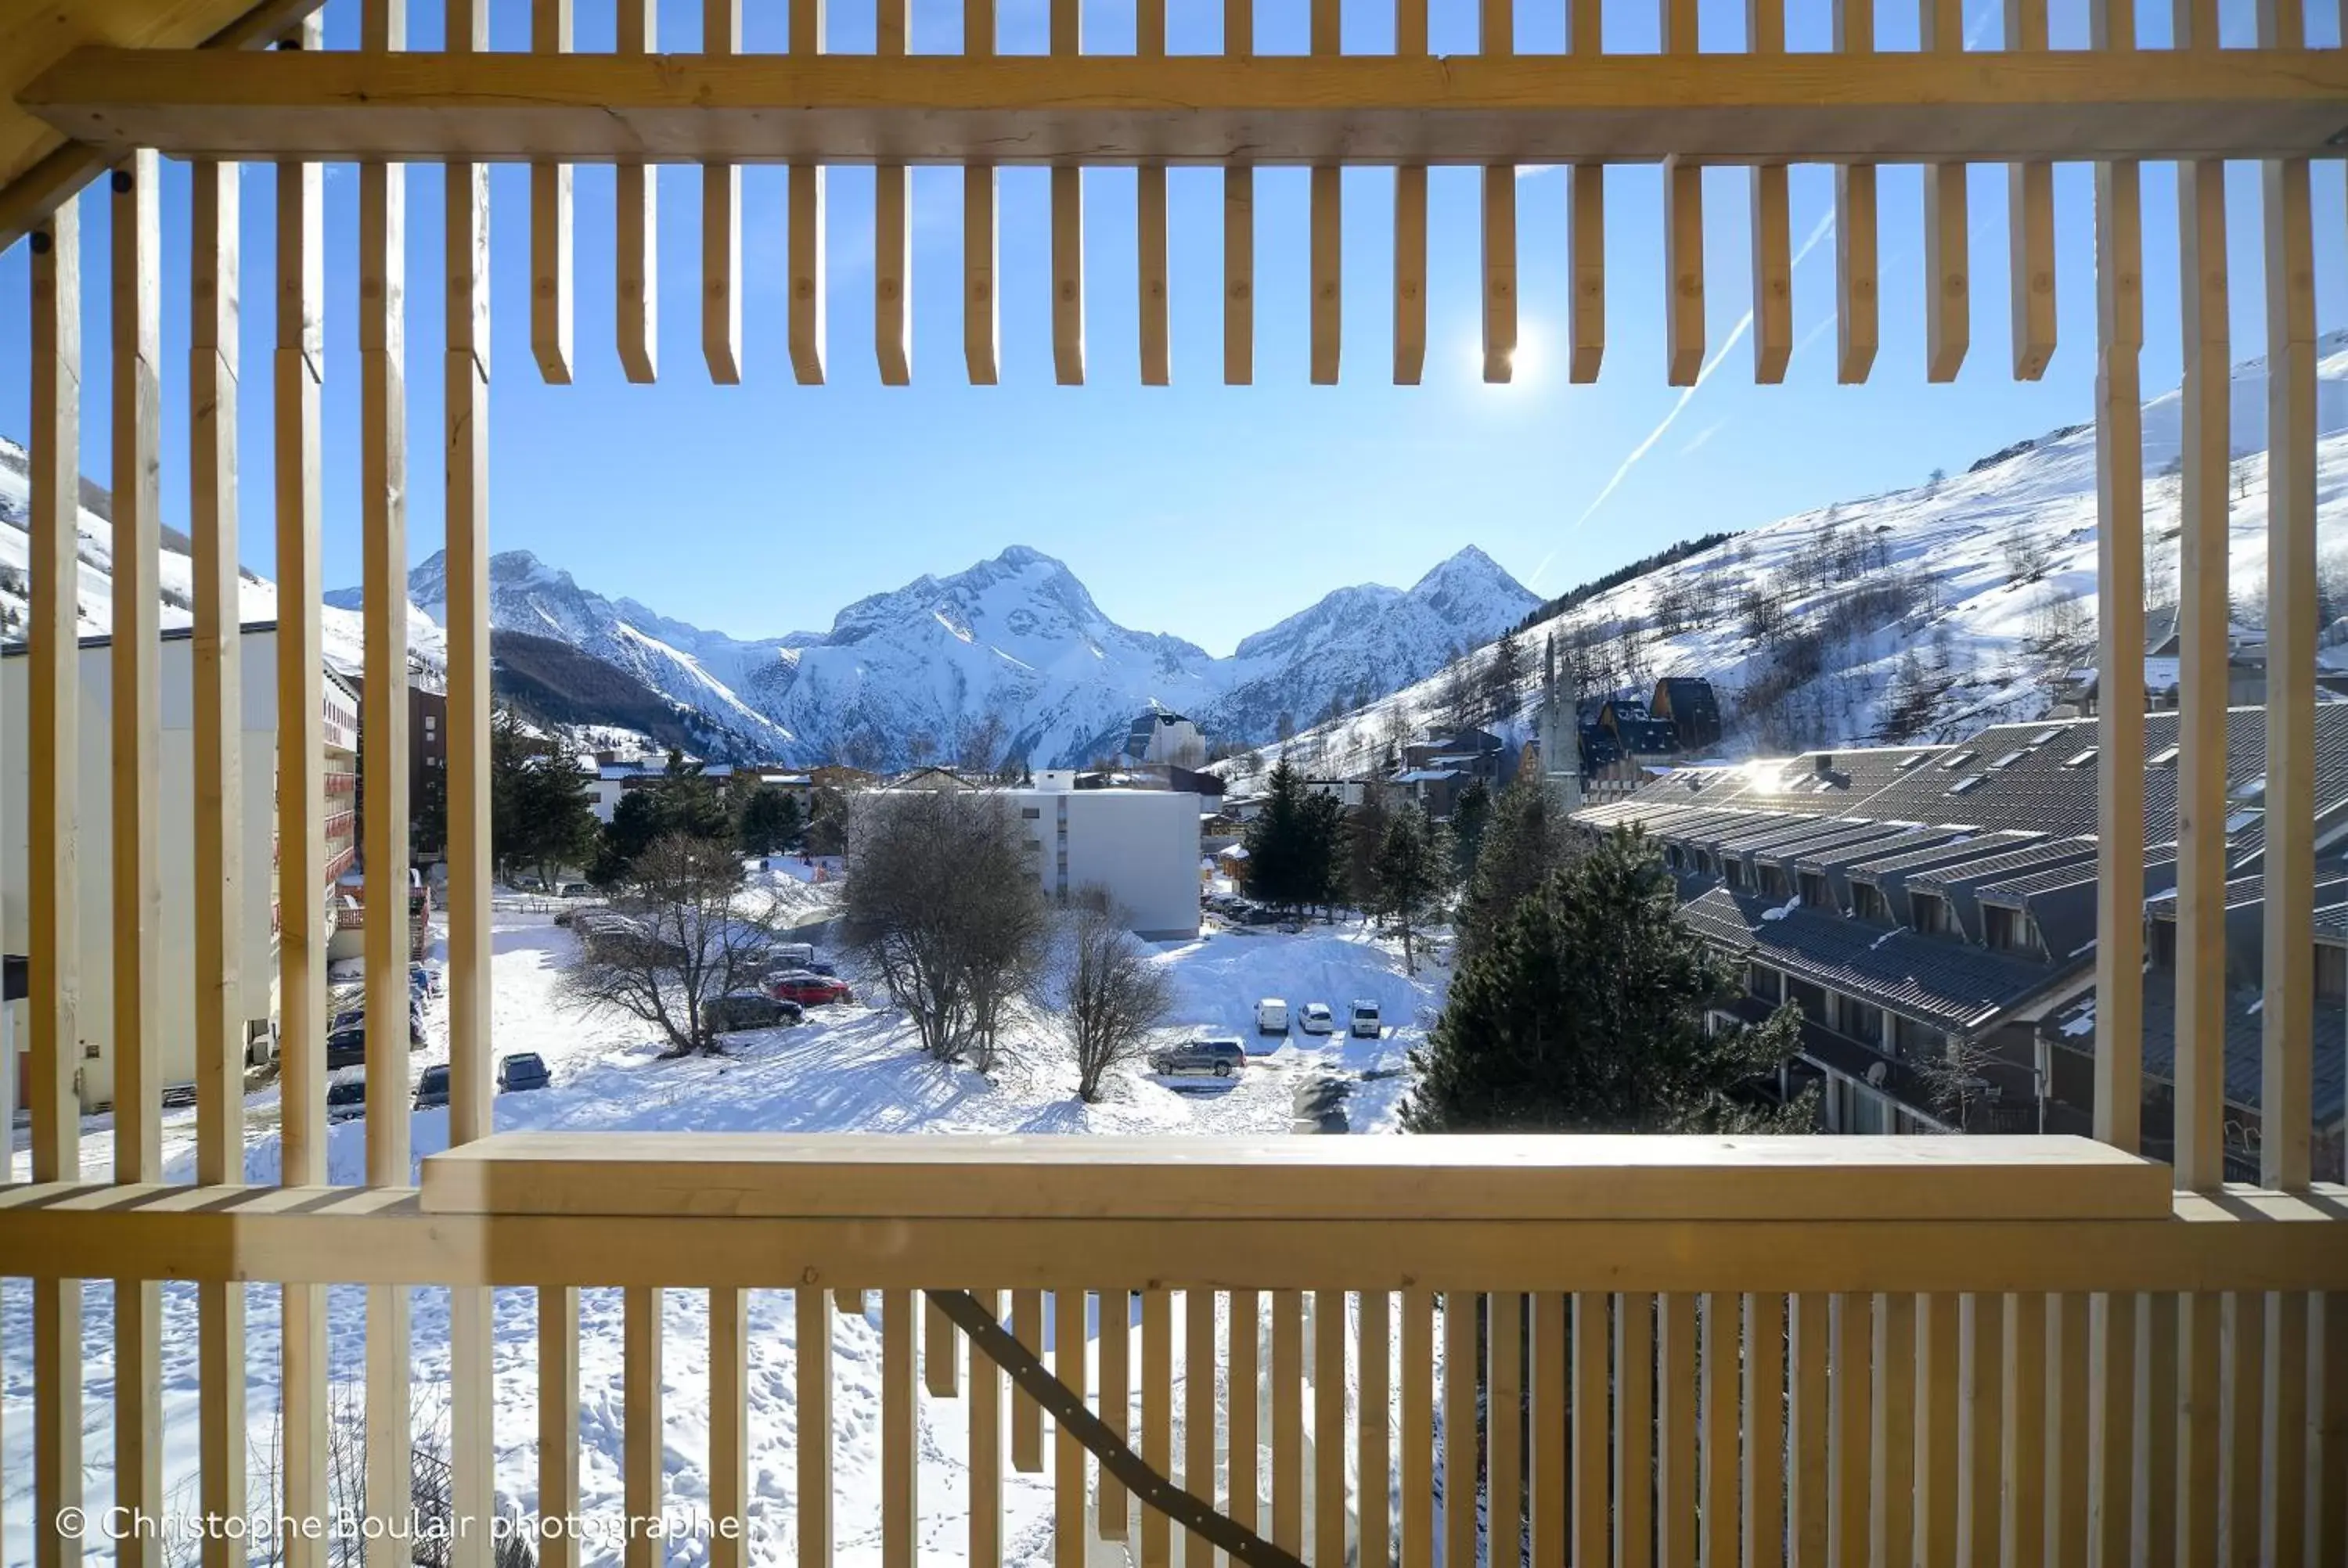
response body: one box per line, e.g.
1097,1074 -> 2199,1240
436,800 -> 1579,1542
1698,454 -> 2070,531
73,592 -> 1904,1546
2,624 -> 358,1109
1007,786 -> 1201,940
1124,710 -> 1208,770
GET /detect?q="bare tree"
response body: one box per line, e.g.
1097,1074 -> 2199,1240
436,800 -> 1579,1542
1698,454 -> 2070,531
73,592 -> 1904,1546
1057,894 -> 1176,1101
561,834 -> 778,1055
1914,1033 -> 2005,1131
843,789 -> 1050,1067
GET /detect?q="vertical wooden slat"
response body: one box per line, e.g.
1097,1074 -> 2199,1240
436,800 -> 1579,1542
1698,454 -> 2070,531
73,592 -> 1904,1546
884,1289 -> 919,1568
2260,0 -> 2317,1197
1102,1291 -> 1131,1537
963,0 -> 997,386
1482,166 -> 1518,383
1014,1289 -> 1046,1473
702,0 -> 742,382
2174,136 -> 2231,1197
625,1287 -> 663,1568
110,145 -> 165,1568
971,1290 -> 1003,1568
1661,158 -> 1703,386
1831,0 -> 1875,383
616,0 -> 658,381
1532,1294 -> 1568,1568
1489,1293 -> 1524,1566
2088,1293 -> 2135,1568
1616,1296 -> 1656,1568
1660,1293 -> 1698,1568
1317,1293 -> 1350,1566
1828,1296 -> 1869,1568
929,1296 -> 962,1399
711,1289 -> 749,1568
1871,1296 -> 1915,1568
2219,1293 -> 2263,1568
1393,0 -> 1424,387
2004,0 -> 2053,379
798,1286 -> 834,1568
1788,1295 -> 1828,1568
2179,1293 -> 2222,1562
1309,167 -> 1341,385
1361,1293 -> 1393,1568
1046,0 -> 1083,384
1138,166 -> 1169,386
788,0 -> 825,383
2312,1293 -> 2348,1568
2050,1294 -> 2089,1566
1399,1290 -> 1433,1568
1916,1294 -> 1958,1568
2136,1296 -> 2178,1566
1186,1290 -> 1218,1567
1744,1293 -> 1785,1568
359,9 -> 413,1554
1223,164 -> 1255,383
1919,0 -> 1968,382
444,10 -> 494,1556
28,188 -> 84,1568
1054,1289 -> 1086,1568
191,153 -> 248,1568
1233,1290 -> 1263,1543
1275,1290 -> 1307,1556
2001,1296 -> 2046,1568
538,1287 -> 581,1568
530,0 -> 574,382
1571,1295 -> 1608,1568
1746,0 -> 1789,384
273,23 -> 330,1558
1957,1296 -> 2001,1568
1698,1294 -> 1737,1568
2261,1293 -> 2307,1568
1443,1295 -> 1480,1568
1143,1290 -> 1174,1568
874,0 -> 910,386
1567,0 -> 1603,383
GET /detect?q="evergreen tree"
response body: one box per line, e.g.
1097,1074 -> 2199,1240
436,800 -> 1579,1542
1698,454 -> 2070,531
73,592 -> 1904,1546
592,790 -> 663,886
655,750 -> 732,840
1449,779 -> 1492,883
1302,791 -> 1348,919
1482,628 -> 1525,725
1345,791 -> 1392,914
1369,802 -> 1450,974
1403,829 -> 1807,1132
488,709 -> 599,886
1239,760 -> 1335,915
1454,774 -> 1576,966
736,786 -> 804,857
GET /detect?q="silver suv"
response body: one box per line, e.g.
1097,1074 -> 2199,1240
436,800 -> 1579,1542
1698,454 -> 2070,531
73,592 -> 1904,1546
1148,1037 -> 1248,1079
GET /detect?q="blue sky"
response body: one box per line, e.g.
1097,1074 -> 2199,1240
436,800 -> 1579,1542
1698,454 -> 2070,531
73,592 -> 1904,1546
2,0 -> 2342,656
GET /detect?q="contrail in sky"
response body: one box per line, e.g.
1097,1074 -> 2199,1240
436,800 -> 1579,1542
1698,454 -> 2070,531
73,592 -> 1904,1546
1533,206 -> 1835,585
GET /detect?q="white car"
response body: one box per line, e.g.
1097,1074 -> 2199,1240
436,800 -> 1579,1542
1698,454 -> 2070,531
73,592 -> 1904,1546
1349,999 -> 1381,1038
1255,998 -> 1289,1035
1298,1002 -> 1335,1035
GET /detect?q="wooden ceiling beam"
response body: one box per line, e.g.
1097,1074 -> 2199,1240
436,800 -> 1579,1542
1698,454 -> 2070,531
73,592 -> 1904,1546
22,47 -> 2348,167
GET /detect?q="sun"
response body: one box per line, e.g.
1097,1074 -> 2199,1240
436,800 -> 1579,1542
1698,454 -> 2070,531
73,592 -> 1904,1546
1462,320 -> 1548,391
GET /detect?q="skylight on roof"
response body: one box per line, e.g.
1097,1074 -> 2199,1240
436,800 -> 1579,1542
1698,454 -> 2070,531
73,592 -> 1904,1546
1939,751 -> 1977,771
2029,727 -> 2062,746
2225,808 -> 2261,833
1989,750 -> 2027,770
1948,775 -> 1985,795
1898,753 -> 1929,771
2062,747 -> 2098,768
2148,745 -> 2181,768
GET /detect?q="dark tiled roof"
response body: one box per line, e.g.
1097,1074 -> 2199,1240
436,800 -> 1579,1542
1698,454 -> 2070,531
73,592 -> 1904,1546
1846,831 -> 2044,882
1752,821 -> 1918,868
2047,974 -> 2348,1129
1976,856 -> 2120,900
1907,838 -> 2100,894
1714,815 -> 1878,857
1791,826 -> 1971,875
2317,901 -> 2348,943
1680,886 -> 2082,1034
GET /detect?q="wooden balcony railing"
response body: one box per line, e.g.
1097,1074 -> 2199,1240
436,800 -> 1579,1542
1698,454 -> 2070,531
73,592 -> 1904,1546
3,1135 -> 2344,1566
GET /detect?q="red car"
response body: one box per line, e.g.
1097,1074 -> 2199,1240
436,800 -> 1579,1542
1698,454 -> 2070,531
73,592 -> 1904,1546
770,972 -> 854,1007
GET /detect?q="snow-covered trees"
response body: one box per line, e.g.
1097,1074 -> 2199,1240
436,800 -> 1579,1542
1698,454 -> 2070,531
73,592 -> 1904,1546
561,835 -> 776,1056
1056,897 -> 1176,1102
1367,803 -> 1451,976
1404,829 -> 1806,1133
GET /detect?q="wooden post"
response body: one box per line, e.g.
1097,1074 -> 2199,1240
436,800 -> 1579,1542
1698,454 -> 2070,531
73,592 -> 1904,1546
2004,0 -> 2054,378
1143,1289 -> 1174,1568
971,1289 -> 1002,1568
888,1289 -> 920,1568
2218,1293 -> 2263,1567
1360,1293 -> 1393,1568
192,153 -> 250,1568
1921,0 -> 1969,381
2050,1295 -> 2090,1566
1483,166 -> 1518,383
789,0 -> 826,383
963,0 -> 996,384
1831,0 -> 1876,383
1488,1293 -> 1524,1566
798,1286 -> 834,1568
1101,1291 -> 1130,1537
2001,1295 -> 2047,1568
1055,1289 -> 1086,1568
703,0 -> 742,382
1531,1293 -> 1568,1568
1185,1290 -> 1218,1566
1616,1296 -> 1656,1568
272,27 -> 330,1556
1747,0 -> 1789,383
711,1289 -> 749,1568
2135,1296 -> 2178,1566
28,188 -> 85,1568
1444,1296 -> 1482,1568
1392,0 -> 1427,390
1744,1293 -> 1786,1568
1788,1295 -> 1828,1568
1829,1295 -> 1871,1568
1568,0 -> 1604,382
1399,1290 -> 1434,1568
877,0 -> 910,386
1136,0 -> 1167,387
1958,1296 -> 2003,1568
1917,1294 -> 1960,1568
2088,1292 -> 2136,1568
110,144 -> 166,1568
1014,1289 -> 1045,1473
1871,1296 -> 1915,1568
530,0 -> 574,382
2179,1292 -> 2223,1561
1232,1290 -> 1262,1542
1276,1289 -> 1306,1555
1660,1293 -> 1698,1568
538,1287 -> 581,1568
616,0 -> 657,381
1699,1294 -> 1738,1568
1571,1295 -> 1609,1568
625,1286 -> 664,1568
1223,164 -> 1255,383
1316,1293 -> 1350,1566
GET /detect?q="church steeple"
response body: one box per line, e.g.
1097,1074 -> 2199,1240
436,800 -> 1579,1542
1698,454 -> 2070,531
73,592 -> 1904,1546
1537,631 -> 1584,812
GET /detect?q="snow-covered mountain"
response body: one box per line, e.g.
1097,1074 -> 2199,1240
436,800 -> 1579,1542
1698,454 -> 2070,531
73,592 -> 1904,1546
1248,336 -> 2348,785
330,542 -> 1539,768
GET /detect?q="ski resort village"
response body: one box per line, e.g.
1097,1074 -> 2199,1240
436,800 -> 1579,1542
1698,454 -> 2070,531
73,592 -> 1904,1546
2,19 -> 2348,1568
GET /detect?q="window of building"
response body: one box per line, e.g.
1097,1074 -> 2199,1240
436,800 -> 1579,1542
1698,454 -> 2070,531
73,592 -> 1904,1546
1911,891 -> 1956,937
1799,871 -> 1830,908
1852,881 -> 1890,923
2317,942 -> 2346,1003
1723,859 -> 1745,889
2150,918 -> 2178,969
1762,865 -> 1791,899
1750,964 -> 1782,1002
1022,807 -> 1041,819
2063,746 -> 2098,768
1894,1016 -> 1944,1063
1787,979 -> 1828,1023
1835,995 -> 1886,1048
1939,750 -> 1977,770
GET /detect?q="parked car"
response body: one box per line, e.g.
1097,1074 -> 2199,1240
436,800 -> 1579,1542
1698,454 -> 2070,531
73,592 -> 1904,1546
326,1076 -> 369,1122
1298,1002 -> 1335,1035
1349,999 -> 1381,1039
559,882 -> 594,899
1255,998 -> 1289,1034
702,992 -> 805,1034
326,1025 -> 366,1070
1147,1037 -> 1248,1078
770,973 -> 854,1007
497,1052 -> 551,1093
770,941 -> 819,970
413,1063 -> 450,1110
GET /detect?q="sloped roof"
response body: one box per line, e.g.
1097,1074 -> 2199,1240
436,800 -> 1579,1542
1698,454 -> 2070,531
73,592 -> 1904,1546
2047,976 -> 2348,1130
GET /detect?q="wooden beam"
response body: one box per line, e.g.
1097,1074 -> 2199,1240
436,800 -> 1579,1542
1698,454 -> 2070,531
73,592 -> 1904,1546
2001,1294 -> 2047,1568
1013,1289 -> 1044,1473
1662,156 -> 1703,386
963,0 -> 995,383
1921,0 -> 1969,382
1276,1288 -> 1306,1555
1317,1293 -> 1350,1565
1231,1290 -> 1262,1542
1829,1294 -> 1870,1568
888,1289 -> 921,1568
1138,164 -> 1169,385
1570,1294 -> 1608,1568
970,1289 -> 1002,1568
30,50 -> 2348,167
1183,1289 -> 1216,1561
1483,165 -> 1517,383
625,1286 -> 664,1568
1141,1289 -> 1173,1568
538,1286 -> 581,1568
1871,1295 -> 1916,1568
1744,1293 -> 1786,1568
1399,1290 -> 1431,1568
797,1286 -> 834,1568
1530,1293 -> 1566,1568
1310,164 -> 1341,383
702,0 -> 741,382
2177,1292 -> 2221,1561
1832,0 -> 1876,383
1053,166 -> 1084,383
1444,1296 -> 1481,1568
2135,1293 -> 2177,1564
1788,1294 -> 1828,1568
531,0 -> 573,382
2004,0 -> 2054,379
1748,0 -> 1789,384
1053,1286 -> 1084,1568
1392,167 -> 1426,384
1360,1293 -> 1392,1568
1658,1293 -> 1697,1568
2088,1292 -> 2135,1568
617,0 -> 657,381
2050,1294 -> 2089,1565
1223,165 -> 1253,384
1616,1294 -> 1657,1568
790,163 -> 826,383
878,161 -> 912,384
1698,1293 -> 1736,1568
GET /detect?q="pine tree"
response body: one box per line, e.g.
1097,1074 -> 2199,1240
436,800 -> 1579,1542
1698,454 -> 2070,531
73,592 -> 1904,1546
736,786 -> 804,856
1454,774 -> 1576,966
1369,803 -> 1450,975
1240,760 -> 1335,915
489,709 -> 599,886
654,750 -> 733,841
1449,779 -> 1492,883
1302,791 -> 1348,919
1403,829 -> 1807,1132
1345,791 -> 1392,914
592,791 -> 663,886
1482,628 -> 1525,725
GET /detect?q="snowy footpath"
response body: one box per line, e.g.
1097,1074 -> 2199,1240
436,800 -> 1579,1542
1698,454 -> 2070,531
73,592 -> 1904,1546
2,909 -> 1449,1568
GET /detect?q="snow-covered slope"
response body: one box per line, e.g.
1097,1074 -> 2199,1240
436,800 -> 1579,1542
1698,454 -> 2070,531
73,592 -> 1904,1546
1253,335 -> 2348,782
337,543 -> 1538,768
0,437 -> 445,686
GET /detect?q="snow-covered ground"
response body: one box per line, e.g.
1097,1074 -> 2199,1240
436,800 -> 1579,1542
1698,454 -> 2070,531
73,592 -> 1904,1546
2,908 -> 1446,1568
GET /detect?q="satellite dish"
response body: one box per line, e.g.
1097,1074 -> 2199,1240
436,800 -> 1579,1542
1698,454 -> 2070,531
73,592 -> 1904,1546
1867,1062 -> 1889,1088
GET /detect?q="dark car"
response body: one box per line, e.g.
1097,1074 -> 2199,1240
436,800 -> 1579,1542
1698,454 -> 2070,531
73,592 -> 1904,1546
497,1052 -> 551,1093
770,973 -> 854,1007
1147,1037 -> 1248,1078
413,1063 -> 451,1109
702,992 -> 805,1034
326,1076 -> 369,1123
326,1025 -> 366,1070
